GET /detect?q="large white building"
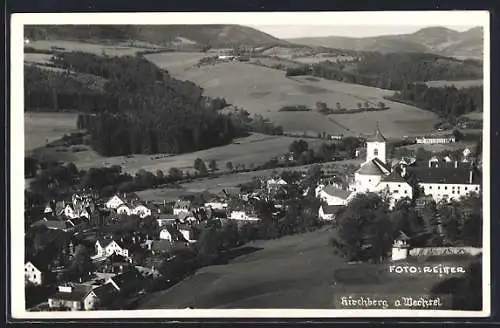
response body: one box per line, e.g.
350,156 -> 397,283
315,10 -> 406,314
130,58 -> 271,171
346,126 -> 481,206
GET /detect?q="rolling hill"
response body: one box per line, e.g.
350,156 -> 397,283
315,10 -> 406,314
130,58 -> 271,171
287,26 -> 483,59
24,25 -> 289,49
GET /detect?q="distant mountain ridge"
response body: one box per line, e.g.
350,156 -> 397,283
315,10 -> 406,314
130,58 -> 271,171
24,25 -> 289,49
287,26 -> 483,59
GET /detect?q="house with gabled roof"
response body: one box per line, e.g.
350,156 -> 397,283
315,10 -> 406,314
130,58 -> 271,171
316,185 -> 354,206
25,260 -> 47,286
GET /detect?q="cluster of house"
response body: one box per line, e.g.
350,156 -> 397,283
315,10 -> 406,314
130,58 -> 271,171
31,192 -> 98,232
316,127 -> 481,220
26,255 -> 145,311
25,178 -> 298,310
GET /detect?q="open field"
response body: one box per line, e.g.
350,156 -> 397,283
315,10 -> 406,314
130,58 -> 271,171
144,52 -> 208,75
146,54 -> 439,138
424,79 -> 483,89
292,54 -> 357,64
137,158 -> 363,202
25,112 -> 80,152
26,40 -> 153,57
136,227 -> 463,309
30,133 -> 325,175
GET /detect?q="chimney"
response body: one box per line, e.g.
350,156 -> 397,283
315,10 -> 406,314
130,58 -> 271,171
469,170 -> 473,184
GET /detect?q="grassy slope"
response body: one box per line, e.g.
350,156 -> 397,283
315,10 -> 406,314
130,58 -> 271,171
25,40 -> 153,56
136,227 -> 464,309
28,132 -> 325,175
24,112 -> 80,152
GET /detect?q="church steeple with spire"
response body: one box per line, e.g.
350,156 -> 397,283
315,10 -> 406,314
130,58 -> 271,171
365,121 -> 387,164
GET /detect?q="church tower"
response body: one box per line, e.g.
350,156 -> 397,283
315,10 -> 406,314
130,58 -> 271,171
365,122 -> 387,164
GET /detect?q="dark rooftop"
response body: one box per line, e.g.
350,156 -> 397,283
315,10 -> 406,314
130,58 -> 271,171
321,186 -> 352,199
321,204 -> 342,215
356,160 -> 385,176
49,285 -> 93,302
408,167 -> 481,185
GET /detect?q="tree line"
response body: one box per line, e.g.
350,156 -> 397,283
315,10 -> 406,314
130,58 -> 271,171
286,52 -> 482,91
26,52 -> 246,156
387,83 -> 482,119
331,192 -> 482,264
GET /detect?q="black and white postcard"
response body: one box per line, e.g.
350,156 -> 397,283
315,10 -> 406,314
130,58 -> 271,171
10,11 -> 491,319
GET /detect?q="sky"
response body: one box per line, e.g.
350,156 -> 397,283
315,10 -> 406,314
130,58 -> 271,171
249,25 -> 476,39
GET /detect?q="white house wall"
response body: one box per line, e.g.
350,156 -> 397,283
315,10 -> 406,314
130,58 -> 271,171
106,196 -> 125,209
354,173 -> 382,193
420,183 -> 480,202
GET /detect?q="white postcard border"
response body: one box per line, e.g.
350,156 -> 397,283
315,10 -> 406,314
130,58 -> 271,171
10,10 -> 491,319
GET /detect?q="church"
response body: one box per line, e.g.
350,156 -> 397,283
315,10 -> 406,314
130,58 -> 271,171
318,125 -> 482,210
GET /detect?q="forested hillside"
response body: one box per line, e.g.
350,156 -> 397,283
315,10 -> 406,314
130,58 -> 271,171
25,52 -> 246,156
24,25 -> 288,48
286,52 -> 482,90
388,84 -> 483,120
285,52 -> 483,119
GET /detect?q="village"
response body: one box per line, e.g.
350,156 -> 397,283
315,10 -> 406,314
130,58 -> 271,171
24,126 -> 482,311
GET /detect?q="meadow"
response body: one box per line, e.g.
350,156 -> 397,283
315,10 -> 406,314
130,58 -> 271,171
24,112 -> 80,152
26,40 -> 154,57
136,226 -> 465,309
146,53 -> 440,138
30,132 -> 325,176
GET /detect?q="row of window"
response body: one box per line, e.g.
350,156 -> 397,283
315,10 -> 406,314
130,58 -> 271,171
423,185 -> 479,192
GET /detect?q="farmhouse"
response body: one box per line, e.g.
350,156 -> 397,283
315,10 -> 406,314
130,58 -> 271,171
315,185 -> 354,206
48,284 -> 94,311
266,177 -> 288,193
416,134 -> 456,144
94,239 -> 131,260
25,261 -> 45,286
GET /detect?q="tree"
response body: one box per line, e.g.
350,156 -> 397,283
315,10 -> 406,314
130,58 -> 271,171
452,129 -> 463,142
289,139 -> 309,157
69,244 -> 95,281
196,226 -> 223,265
378,101 -> 386,109
357,102 -> 362,109
225,161 -> 234,171
390,198 -> 425,238
208,159 -> 218,172
364,101 -> 370,108
437,199 -> 463,246
221,221 -> 240,248
415,147 -> 429,162
156,169 -> 164,182
315,101 -> 327,112
331,193 -> 392,262
193,158 -> 208,175
301,164 -> 322,196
